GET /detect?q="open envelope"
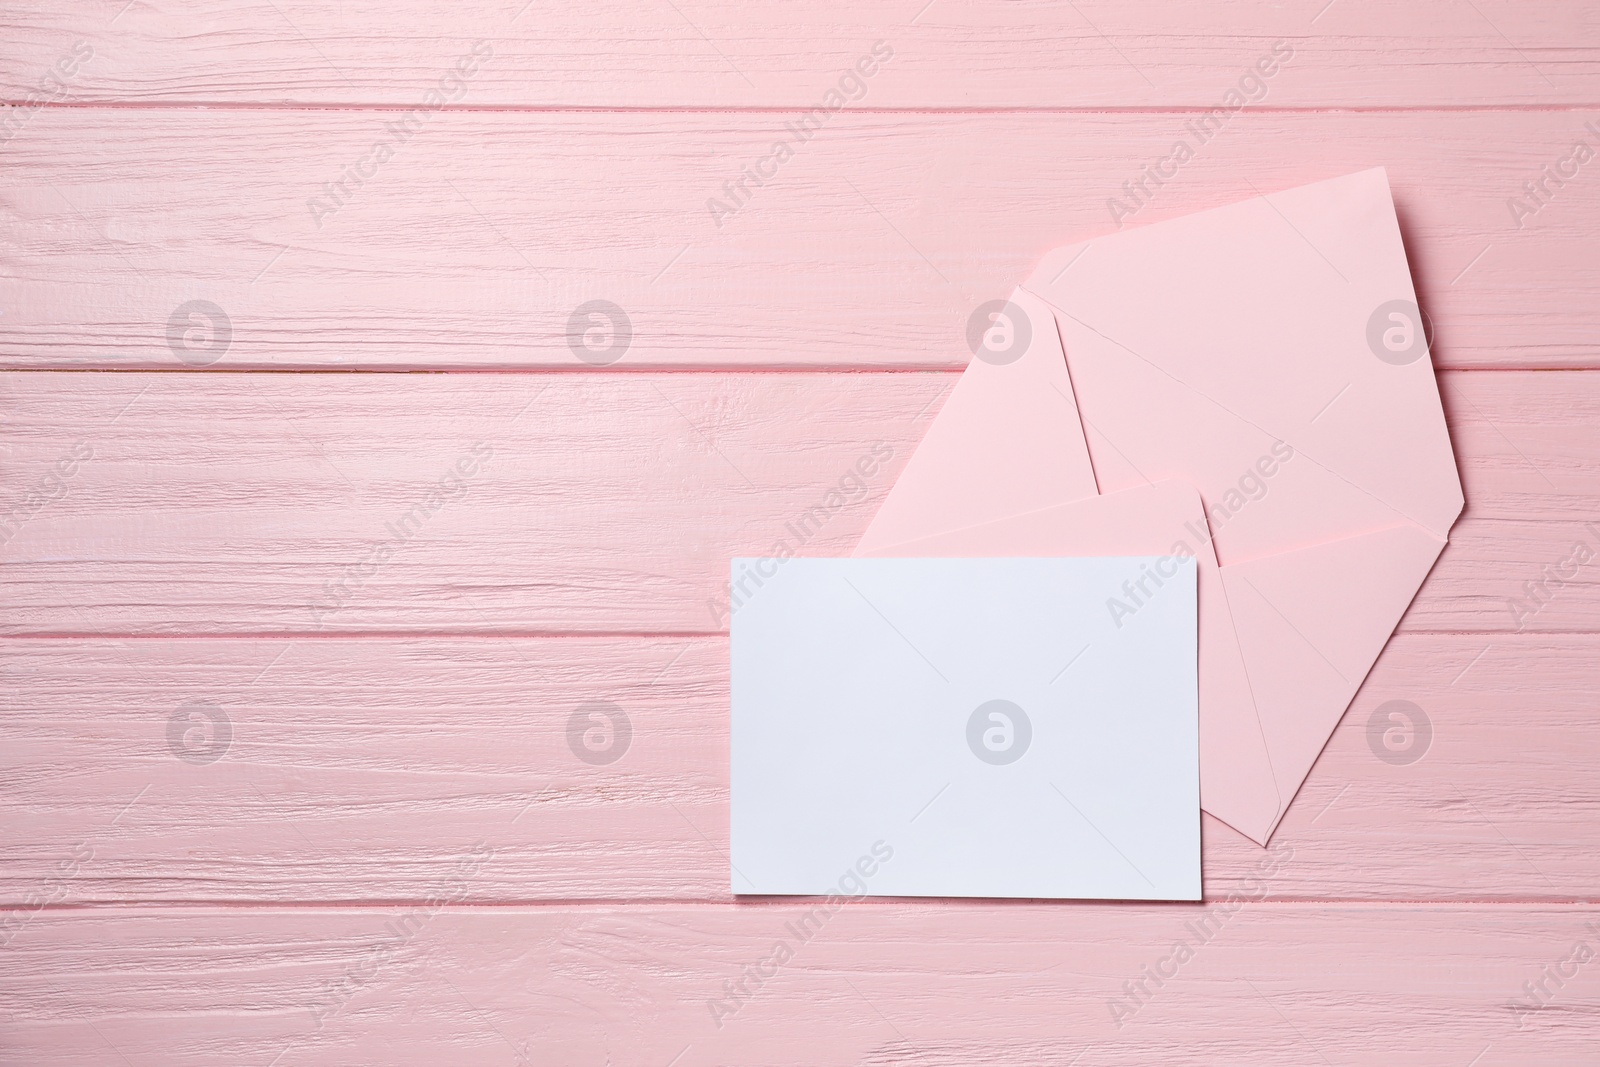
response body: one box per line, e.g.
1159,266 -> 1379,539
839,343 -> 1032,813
856,168 -> 1463,845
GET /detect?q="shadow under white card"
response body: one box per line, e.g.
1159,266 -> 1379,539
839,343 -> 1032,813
729,556 -> 1200,901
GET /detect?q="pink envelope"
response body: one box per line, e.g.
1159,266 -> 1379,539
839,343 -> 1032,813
855,168 -> 1462,844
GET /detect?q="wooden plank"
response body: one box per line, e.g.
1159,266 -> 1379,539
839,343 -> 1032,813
4,0 -> 1599,107
1,903 -> 1594,1063
1,632 -> 1595,905
3,110 -> 1597,370
1,369 -> 1596,635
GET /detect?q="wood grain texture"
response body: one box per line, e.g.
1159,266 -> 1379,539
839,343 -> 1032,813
4,0 -> 1599,107
6,3 -> 1600,1058
3,904 -> 1595,1064
3,110 -> 1597,370
2,369 -> 1595,635
0,633 -> 1594,906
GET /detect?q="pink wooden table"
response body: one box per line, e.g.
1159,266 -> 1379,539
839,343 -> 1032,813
3,2 -> 1599,1062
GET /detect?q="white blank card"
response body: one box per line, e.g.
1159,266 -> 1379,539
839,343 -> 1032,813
730,556 -> 1200,901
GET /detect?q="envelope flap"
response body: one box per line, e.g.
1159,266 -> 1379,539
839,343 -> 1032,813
1220,523 -> 1446,838
855,287 -> 1098,555
1023,168 -> 1463,553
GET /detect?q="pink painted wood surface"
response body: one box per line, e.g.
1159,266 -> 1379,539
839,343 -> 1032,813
5,3 -> 1600,1060
0,633 -> 1593,906
1,369 -> 1593,634
2,905 -> 1594,1064
2,110 -> 1597,370
4,0 -> 1598,107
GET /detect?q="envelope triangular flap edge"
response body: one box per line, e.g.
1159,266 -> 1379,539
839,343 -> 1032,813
1219,521 -> 1446,839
